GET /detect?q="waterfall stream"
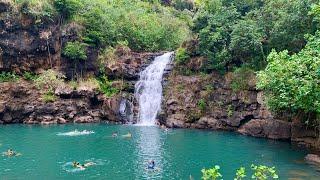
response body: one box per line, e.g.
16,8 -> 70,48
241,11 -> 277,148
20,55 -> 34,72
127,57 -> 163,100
134,52 -> 173,126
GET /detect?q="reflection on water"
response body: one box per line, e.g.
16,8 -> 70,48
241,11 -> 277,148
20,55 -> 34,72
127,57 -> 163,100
135,127 -> 164,179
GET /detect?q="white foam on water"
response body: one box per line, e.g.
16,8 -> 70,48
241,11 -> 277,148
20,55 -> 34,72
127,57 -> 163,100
56,130 -> 95,136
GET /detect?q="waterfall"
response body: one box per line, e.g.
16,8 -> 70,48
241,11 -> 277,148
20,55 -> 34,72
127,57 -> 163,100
135,52 -> 173,126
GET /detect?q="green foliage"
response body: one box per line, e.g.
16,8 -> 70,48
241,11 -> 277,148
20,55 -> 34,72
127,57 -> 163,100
78,0 -> 190,51
198,99 -> 206,112
231,66 -> 255,92
234,167 -> 246,180
176,67 -> 194,76
14,0 -> 56,19
311,3 -> 320,24
14,0 -> 190,51
42,90 -> 57,103
201,164 -> 278,180
257,32 -> 320,118
35,69 -> 65,91
172,0 -> 194,11
186,110 -> 201,123
251,164 -> 278,180
63,41 -> 87,61
97,75 -> 119,97
227,104 -> 233,118
201,165 -> 222,180
175,47 -> 190,65
0,72 -> 19,82
193,0 -> 317,72
23,72 -> 38,81
54,0 -> 83,19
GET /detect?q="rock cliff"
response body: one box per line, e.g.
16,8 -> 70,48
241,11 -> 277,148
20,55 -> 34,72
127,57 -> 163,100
160,71 -> 319,150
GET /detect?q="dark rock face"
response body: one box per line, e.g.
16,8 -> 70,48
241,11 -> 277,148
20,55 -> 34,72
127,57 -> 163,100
0,5 -> 61,73
0,81 -> 122,124
102,47 -> 163,81
161,71 -> 319,150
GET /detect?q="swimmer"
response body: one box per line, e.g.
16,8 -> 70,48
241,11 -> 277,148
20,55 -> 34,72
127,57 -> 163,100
72,161 -> 85,170
72,161 -> 95,169
3,149 -> 20,157
112,132 -> 118,138
145,160 -> 161,172
147,160 -> 155,170
122,132 -> 132,138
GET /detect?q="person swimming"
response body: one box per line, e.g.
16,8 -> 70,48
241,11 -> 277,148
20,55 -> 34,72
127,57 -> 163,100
122,132 -> 132,138
3,149 -> 20,157
112,132 -> 118,137
72,161 -> 83,168
147,160 -> 155,170
7,149 -> 15,156
72,161 -> 95,170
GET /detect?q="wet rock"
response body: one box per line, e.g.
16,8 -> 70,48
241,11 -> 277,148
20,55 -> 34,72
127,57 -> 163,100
57,117 -> 67,124
2,113 -> 12,123
0,80 -> 124,124
238,119 -> 291,140
305,154 -> 320,165
193,117 -> 231,130
74,116 -> 95,123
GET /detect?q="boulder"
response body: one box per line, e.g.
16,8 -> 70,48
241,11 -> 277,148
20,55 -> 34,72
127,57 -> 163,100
238,119 -> 291,140
305,154 -> 320,165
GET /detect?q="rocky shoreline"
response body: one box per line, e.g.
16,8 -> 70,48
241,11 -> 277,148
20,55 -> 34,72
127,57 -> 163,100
159,73 -> 320,151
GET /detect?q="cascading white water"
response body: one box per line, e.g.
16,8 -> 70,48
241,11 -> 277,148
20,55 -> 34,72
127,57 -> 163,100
135,52 -> 173,126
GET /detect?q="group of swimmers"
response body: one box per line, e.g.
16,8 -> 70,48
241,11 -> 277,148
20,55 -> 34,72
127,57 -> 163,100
1,129 -> 165,171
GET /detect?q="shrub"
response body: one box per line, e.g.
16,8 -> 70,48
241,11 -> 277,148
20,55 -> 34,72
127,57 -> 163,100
201,164 -> 278,180
35,69 -> 65,91
251,164 -> 278,180
54,0 -> 83,20
42,90 -> 57,103
257,32 -> 320,121
227,104 -> 233,118
97,75 -> 119,97
175,47 -> 190,65
0,72 -> 19,82
172,0 -> 194,11
63,41 -> 87,61
198,99 -> 206,112
201,165 -> 222,180
14,0 -> 56,19
186,110 -> 201,123
235,167 -> 246,180
230,66 -> 255,92
23,72 -> 38,81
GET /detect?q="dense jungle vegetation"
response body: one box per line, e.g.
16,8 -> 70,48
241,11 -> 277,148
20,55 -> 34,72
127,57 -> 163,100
7,0 -> 320,126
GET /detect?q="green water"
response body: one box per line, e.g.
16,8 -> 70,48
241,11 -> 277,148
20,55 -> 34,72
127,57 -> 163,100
0,124 -> 319,179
